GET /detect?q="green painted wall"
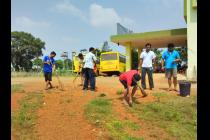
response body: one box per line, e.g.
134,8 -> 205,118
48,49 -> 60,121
186,0 -> 197,81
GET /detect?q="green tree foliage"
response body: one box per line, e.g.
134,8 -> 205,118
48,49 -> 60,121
11,31 -> 45,71
64,59 -> 72,70
152,48 -> 162,65
55,59 -> 64,70
32,58 -> 43,71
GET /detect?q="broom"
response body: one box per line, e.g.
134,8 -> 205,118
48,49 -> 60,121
55,71 -> 64,91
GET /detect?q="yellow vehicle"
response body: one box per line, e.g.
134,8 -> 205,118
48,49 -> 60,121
73,53 -> 100,75
100,52 -> 126,75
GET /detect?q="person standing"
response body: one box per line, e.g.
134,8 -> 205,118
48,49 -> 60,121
161,43 -> 181,91
78,53 -> 85,86
43,51 -> 56,90
83,47 -> 97,91
139,43 -> 156,90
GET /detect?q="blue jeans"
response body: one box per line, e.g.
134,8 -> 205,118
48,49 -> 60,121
83,68 -> 96,90
141,67 -> 154,89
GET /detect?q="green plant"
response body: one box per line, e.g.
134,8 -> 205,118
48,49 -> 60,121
116,90 -> 123,95
12,92 -> 44,139
11,84 -> 25,93
128,94 -> 197,140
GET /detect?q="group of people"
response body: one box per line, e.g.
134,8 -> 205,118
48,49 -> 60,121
42,47 -> 98,91
42,43 -> 181,106
119,43 -> 181,106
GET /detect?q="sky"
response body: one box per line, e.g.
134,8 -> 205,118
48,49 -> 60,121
11,0 -> 186,60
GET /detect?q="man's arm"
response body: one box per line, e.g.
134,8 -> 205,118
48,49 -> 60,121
138,58 -> 143,68
173,52 -> 181,63
161,59 -> 165,71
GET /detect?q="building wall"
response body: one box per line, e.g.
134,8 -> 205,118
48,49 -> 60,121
186,0 -> 197,81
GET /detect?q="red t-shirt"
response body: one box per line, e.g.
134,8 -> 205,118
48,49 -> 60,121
119,70 -> 138,86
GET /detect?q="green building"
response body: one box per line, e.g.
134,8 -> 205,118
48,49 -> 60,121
110,0 -> 197,81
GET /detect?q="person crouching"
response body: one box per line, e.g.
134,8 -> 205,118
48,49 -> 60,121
119,70 -> 141,107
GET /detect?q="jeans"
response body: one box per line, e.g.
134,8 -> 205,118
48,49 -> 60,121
83,68 -> 96,90
141,67 -> 154,89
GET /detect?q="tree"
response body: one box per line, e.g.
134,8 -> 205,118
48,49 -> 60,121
11,31 -> 45,71
32,58 -> 43,72
64,59 -> 72,70
55,60 -> 64,70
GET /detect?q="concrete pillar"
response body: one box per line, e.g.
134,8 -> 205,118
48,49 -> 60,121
125,42 -> 132,71
138,48 -> 142,66
186,0 -> 197,82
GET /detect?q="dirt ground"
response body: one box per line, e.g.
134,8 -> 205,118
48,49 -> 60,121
11,74 -> 197,140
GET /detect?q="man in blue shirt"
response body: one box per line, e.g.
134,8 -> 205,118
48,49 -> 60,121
161,43 -> 181,91
43,51 -> 56,90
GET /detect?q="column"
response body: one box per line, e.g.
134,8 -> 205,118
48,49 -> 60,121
186,0 -> 197,82
125,42 -> 132,71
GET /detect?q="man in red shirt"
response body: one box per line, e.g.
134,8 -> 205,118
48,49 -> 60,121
119,70 -> 143,106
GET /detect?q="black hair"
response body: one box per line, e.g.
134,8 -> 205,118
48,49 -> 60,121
50,51 -> 56,56
89,47 -> 95,52
167,43 -> 175,48
133,74 -> 141,81
78,53 -> 83,59
145,43 -> 151,48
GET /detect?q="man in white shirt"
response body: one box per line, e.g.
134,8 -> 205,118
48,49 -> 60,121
138,43 -> 156,90
83,47 -> 97,91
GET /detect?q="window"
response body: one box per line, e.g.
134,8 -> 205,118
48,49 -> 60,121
101,53 -> 117,61
119,54 -> 126,63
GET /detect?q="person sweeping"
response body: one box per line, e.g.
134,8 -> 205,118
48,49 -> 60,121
43,51 -> 56,90
119,70 -> 147,107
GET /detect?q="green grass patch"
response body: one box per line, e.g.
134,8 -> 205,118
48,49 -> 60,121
99,93 -> 106,97
84,97 -> 143,140
128,94 -> 197,140
12,92 -> 44,139
116,90 -> 123,95
11,84 -> 25,94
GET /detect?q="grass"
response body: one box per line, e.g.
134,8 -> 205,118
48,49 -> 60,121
12,71 -> 77,77
128,92 -> 197,140
12,92 -> 44,140
11,84 -> 25,94
84,97 -> 144,140
116,89 -> 123,95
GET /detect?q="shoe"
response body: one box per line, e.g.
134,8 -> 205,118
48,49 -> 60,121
82,87 -> 88,90
90,89 -> 96,92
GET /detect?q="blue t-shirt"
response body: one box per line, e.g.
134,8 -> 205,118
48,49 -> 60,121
43,56 -> 55,73
162,50 -> 180,69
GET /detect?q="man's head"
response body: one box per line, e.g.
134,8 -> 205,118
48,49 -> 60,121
50,51 -> 56,58
89,47 -> 95,53
167,43 -> 175,52
145,43 -> 152,52
132,74 -> 141,85
78,53 -> 84,60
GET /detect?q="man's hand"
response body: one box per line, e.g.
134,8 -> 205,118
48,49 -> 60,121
47,60 -> 51,65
